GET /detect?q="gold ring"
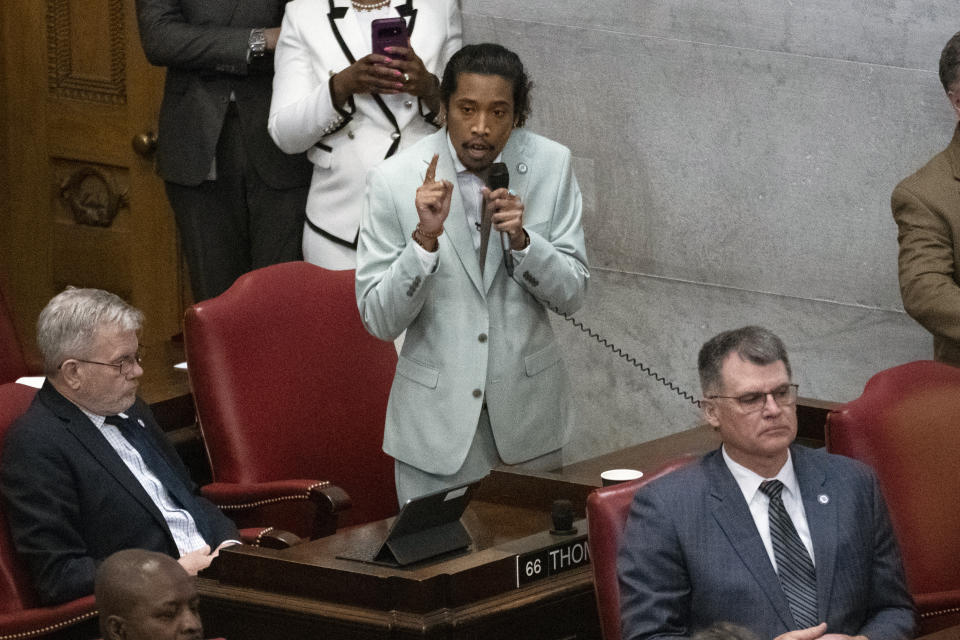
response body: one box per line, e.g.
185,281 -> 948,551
403,72 -> 411,83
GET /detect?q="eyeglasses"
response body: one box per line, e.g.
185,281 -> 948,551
706,383 -> 799,414
59,347 -> 144,377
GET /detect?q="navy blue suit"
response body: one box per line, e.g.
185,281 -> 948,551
617,445 -> 915,640
0,382 -> 237,605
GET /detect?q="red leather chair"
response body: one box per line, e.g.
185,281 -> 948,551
0,382 -> 98,638
184,262 -> 398,537
586,455 -> 698,640
0,285 -> 30,384
826,360 -> 960,634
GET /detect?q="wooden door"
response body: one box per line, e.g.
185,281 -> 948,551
0,0 -> 182,350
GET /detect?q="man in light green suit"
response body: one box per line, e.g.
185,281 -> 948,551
356,44 -> 589,504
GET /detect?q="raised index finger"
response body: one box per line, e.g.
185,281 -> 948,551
423,153 -> 439,184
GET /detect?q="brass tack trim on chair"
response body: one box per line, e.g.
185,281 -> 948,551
254,526 -> 275,547
215,480 -> 332,511
921,607 -> 960,619
0,609 -> 99,640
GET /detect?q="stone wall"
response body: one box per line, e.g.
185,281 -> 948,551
460,1 -> 956,460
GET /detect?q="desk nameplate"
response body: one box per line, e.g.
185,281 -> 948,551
211,516 -> 592,612
516,533 -> 590,588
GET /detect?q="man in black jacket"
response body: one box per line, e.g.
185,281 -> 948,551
135,0 -> 311,300
0,288 -> 238,605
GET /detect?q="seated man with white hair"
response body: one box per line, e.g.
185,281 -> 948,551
0,287 -> 238,605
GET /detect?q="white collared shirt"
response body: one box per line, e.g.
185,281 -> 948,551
83,408 -> 208,556
412,133 -> 530,272
722,446 -> 816,570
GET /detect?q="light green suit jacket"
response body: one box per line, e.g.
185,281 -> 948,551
356,127 -> 589,475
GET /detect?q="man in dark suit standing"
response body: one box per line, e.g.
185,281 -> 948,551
135,0 -> 311,301
892,31 -> 960,367
0,288 -> 238,605
618,326 -> 915,640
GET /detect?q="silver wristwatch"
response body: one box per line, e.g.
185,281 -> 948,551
248,28 -> 267,59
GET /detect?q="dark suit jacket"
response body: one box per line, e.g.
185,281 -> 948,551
135,0 -> 311,188
892,123 -> 960,367
617,446 -> 915,640
0,381 -> 237,605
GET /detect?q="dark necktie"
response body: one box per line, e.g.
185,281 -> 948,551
105,413 -> 213,544
759,479 -> 819,629
478,195 -> 494,274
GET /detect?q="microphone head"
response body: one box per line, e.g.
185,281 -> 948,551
550,499 -> 576,535
487,162 -> 509,191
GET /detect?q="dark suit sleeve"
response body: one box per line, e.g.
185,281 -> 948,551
135,0 -> 254,73
617,485 -> 691,640
855,471 -> 916,640
0,423 -> 97,605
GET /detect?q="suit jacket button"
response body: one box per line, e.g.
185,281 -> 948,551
472,389 -> 482,398
478,333 -> 487,343
391,132 -> 400,140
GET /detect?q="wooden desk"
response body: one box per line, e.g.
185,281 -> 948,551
195,423 -> 727,640
139,339 -> 192,431
201,489 -> 599,639
195,396 -> 840,640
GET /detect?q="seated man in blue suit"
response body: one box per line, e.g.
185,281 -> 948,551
618,326 -> 915,640
0,288 -> 238,605
356,43 -> 589,504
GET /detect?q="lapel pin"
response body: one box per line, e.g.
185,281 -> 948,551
517,162 -> 528,174
818,494 -> 829,504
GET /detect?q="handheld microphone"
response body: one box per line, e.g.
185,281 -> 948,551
487,162 -> 513,277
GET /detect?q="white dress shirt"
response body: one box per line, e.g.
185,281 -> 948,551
84,409 -> 208,556
722,446 -> 816,570
413,133 -> 531,271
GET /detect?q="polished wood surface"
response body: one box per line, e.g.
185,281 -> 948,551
195,426 -> 716,639
200,472 -> 601,640
140,339 -> 192,427
0,0 -> 183,348
196,400 -> 836,640
920,623 -> 960,640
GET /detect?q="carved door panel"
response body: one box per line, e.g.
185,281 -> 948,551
0,0 -> 182,348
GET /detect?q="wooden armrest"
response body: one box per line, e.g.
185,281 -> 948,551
238,527 -> 302,549
203,480 -> 353,539
310,483 -> 351,538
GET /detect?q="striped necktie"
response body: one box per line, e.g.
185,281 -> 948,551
759,479 -> 819,629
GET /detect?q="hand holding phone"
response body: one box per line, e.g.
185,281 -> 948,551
371,18 -> 408,58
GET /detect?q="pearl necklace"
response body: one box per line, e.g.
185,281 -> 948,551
352,0 -> 390,10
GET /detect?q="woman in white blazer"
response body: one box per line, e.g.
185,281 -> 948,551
269,0 -> 462,269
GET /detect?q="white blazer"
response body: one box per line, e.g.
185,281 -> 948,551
269,0 -> 462,247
